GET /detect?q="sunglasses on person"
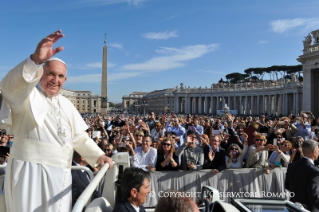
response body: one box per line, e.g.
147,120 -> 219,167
255,139 -> 264,142
171,137 -> 176,139
162,143 -> 171,147
281,144 -> 289,148
105,149 -> 111,152
135,134 -> 143,137
231,148 -> 238,150
277,136 -> 282,139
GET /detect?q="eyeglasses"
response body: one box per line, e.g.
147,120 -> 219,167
9,137 -> 13,139
162,143 -> 171,147
171,137 -> 176,139
142,140 -> 150,143
281,144 -> 289,148
231,148 -> 238,150
277,137 -> 282,139
105,149 -> 111,152
136,135 -> 143,137
255,139 -> 264,142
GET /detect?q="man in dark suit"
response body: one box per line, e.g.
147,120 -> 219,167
112,167 -> 151,212
285,139 -> 319,212
71,151 -> 101,208
203,135 -> 226,175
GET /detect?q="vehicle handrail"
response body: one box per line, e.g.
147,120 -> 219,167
71,166 -> 94,182
72,163 -> 110,212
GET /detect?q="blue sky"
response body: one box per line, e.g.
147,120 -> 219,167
1,0 -> 319,103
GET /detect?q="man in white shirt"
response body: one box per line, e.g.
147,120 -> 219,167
133,135 -> 157,172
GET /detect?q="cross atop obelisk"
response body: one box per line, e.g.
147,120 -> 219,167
101,33 -> 108,114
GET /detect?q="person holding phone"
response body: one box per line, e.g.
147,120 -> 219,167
245,133 -> 273,174
294,113 -> 311,140
175,130 -> 204,170
225,133 -> 248,169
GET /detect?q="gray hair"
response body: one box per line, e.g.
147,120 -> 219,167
302,139 -> 318,156
226,144 -> 242,156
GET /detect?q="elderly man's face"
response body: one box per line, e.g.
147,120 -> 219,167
142,137 -> 151,152
40,61 -> 67,97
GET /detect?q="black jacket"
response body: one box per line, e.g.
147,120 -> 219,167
285,158 -> 319,212
112,198 -> 146,212
71,163 -> 101,207
156,151 -> 180,171
203,146 -> 226,171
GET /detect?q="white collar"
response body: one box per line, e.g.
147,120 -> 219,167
303,156 -> 314,165
130,203 -> 139,212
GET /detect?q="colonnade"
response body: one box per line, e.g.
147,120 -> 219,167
175,92 -> 301,116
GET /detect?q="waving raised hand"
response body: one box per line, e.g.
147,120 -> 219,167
31,30 -> 65,64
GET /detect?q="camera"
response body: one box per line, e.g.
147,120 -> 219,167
292,139 -> 301,149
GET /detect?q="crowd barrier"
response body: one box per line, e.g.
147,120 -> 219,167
0,167 -> 288,208
145,167 -> 287,207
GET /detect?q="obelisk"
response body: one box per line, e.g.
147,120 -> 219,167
100,34 -> 108,114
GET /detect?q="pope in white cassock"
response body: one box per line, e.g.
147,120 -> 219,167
0,30 -> 113,212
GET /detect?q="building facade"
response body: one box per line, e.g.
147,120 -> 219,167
60,89 -> 101,113
122,79 -> 303,116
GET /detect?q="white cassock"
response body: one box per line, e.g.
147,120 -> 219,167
0,57 -> 104,212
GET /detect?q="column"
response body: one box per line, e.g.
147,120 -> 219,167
216,97 -> 219,111
228,96 -> 230,107
175,96 -> 179,113
239,96 -> 242,114
274,94 -> 277,116
268,95 -> 271,115
279,94 -> 282,116
211,97 -> 214,114
293,93 -> 296,115
185,96 -> 188,114
245,95 -> 248,115
194,97 -> 197,114
283,94 -> 286,115
222,97 -> 225,107
262,95 -> 265,114
205,96 -> 208,113
257,95 -> 260,114
296,93 -> 299,115
233,96 -> 236,111
199,97 -> 202,114
251,96 -> 254,115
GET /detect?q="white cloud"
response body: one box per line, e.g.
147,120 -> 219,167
75,62 -> 116,69
257,40 -> 269,44
270,18 -> 319,33
142,30 -> 178,40
66,72 -> 142,84
67,74 -> 102,83
197,70 -> 224,74
108,43 -> 123,49
127,0 -> 148,6
123,44 -> 219,71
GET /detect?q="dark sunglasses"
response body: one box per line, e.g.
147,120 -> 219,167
105,149 -> 111,152
162,143 -> 171,147
277,137 -> 282,139
171,137 -> 176,139
231,148 -> 238,150
255,139 -> 264,142
281,144 -> 289,147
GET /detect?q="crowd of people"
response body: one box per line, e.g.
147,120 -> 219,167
74,110 -> 319,175
1,110 -> 319,210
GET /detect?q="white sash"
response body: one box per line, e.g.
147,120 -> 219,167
10,137 -> 73,169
